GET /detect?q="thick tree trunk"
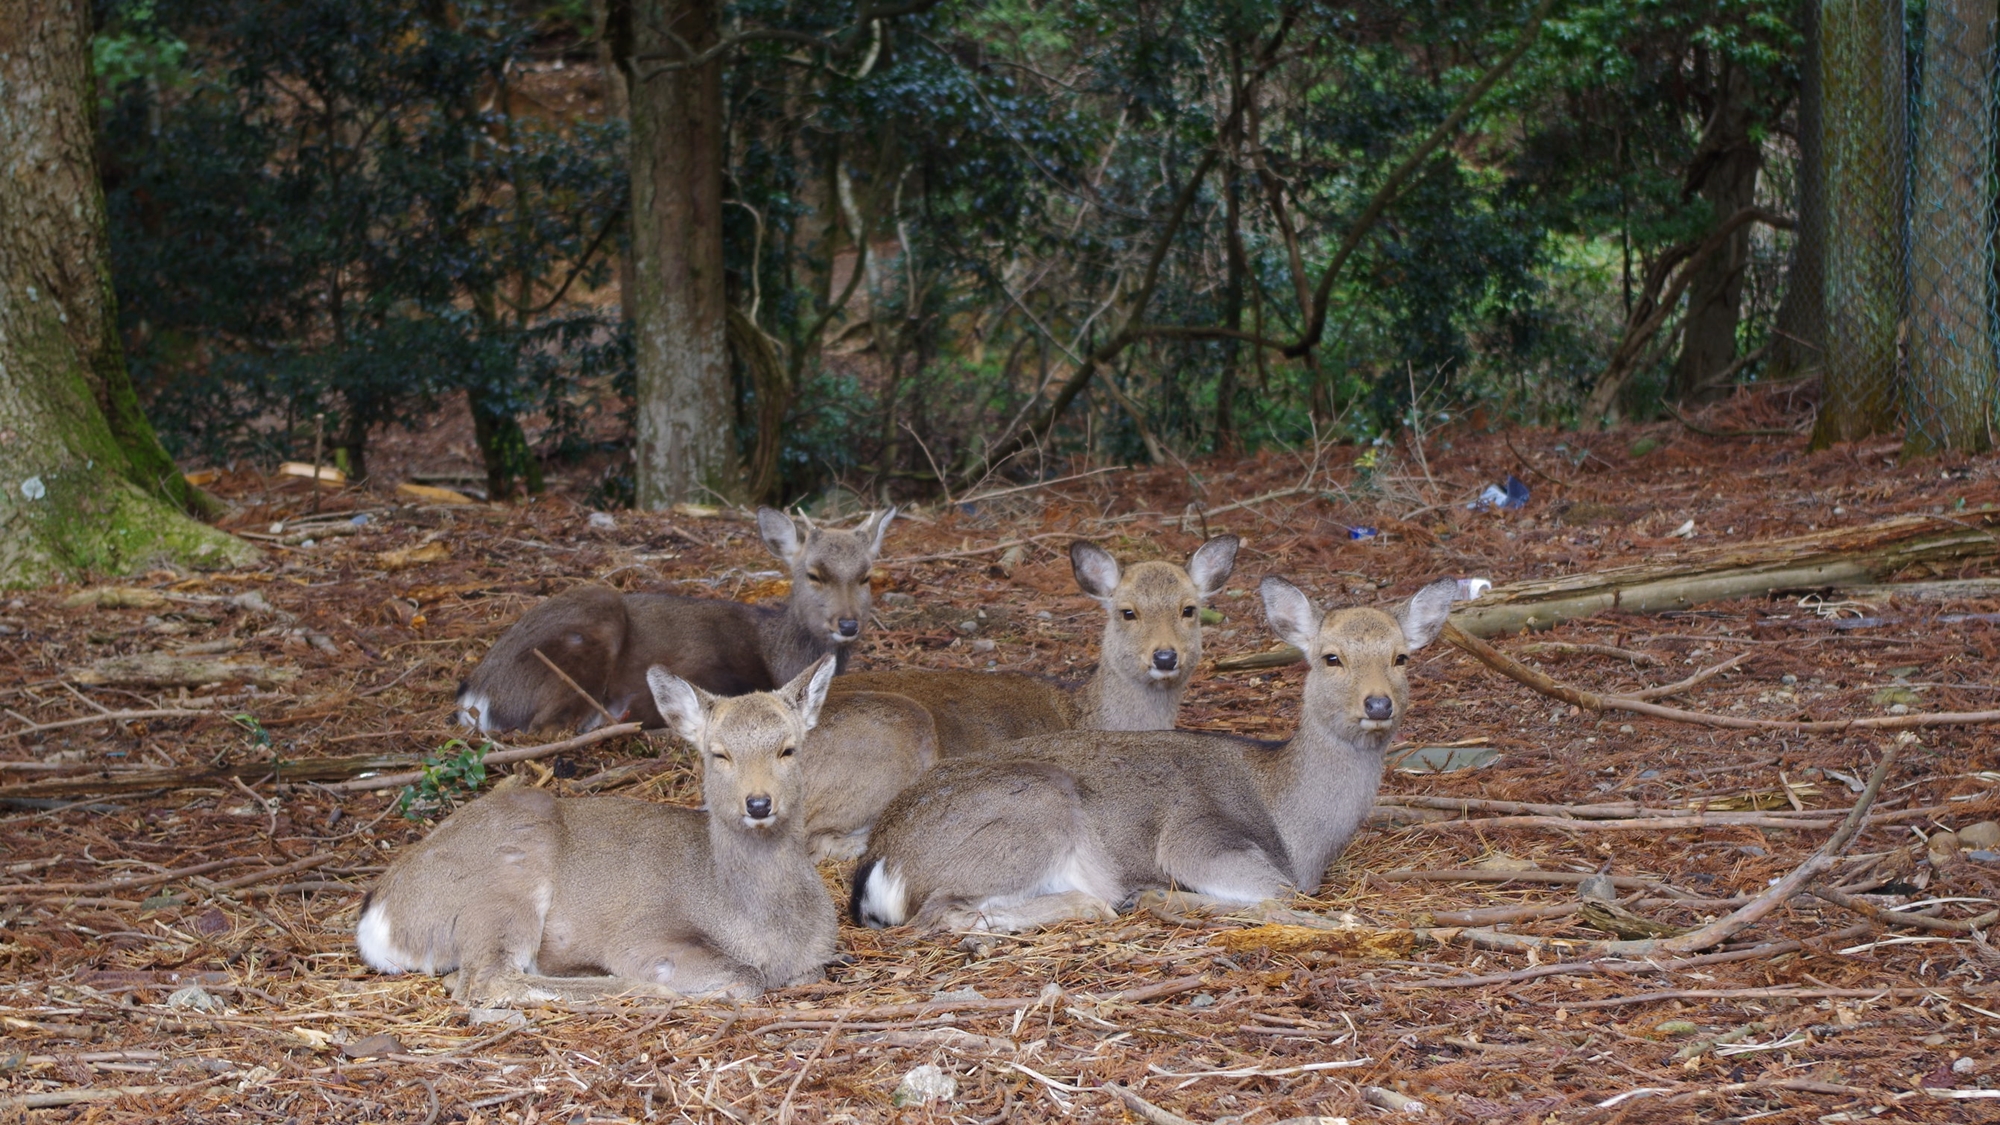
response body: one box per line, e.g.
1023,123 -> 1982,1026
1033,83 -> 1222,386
618,0 -> 741,507
1904,0 -> 1997,456
1672,63 -> 1763,400
1812,0 -> 1907,448
0,0 -> 250,586
1768,0 -> 1827,381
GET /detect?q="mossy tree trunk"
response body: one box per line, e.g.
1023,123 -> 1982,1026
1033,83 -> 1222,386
1768,0 -> 1827,381
0,0 -> 252,587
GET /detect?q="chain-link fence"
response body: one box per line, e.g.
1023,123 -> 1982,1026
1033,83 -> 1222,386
1808,0 -> 1997,453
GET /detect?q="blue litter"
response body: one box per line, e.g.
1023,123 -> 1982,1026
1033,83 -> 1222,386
1468,474 -> 1531,511
1348,526 -> 1378,541
349,514 -> 371,526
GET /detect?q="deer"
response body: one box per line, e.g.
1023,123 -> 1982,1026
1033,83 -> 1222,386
455,506 -> 894,734
848,575 -> 1460,934
794,535 -> 1239,861
357,657 -> 841,1005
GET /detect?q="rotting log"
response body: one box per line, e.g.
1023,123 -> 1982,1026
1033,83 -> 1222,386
1216,508 -> 2000,669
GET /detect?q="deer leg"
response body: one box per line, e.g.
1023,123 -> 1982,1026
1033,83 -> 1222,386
1152,840 -> 1295,907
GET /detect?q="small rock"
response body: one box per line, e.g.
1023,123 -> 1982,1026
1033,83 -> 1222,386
1618,724 -> 1634,734
234,1064 -> 276,1093
1738,845 -> 1767,858
1929,830 -> 1962,866
1780,674 -> 1798,685
882,591 -> 917,607
1187,993 -> 1216,1009
191,907 -> 230,935
587,511 -> 617,529
166,985 -> 223,1012
1036,610 -> 1053,620
467,1007 -> 529,1028
341,1033 -> 406,1058
1577,874 -> 1617,902
1888,703 -> 1910,715
970,638 -> 996,654
1954,1056 -> 1976,1074
1957,821 -> 2000,850
1968,850 -> 2000,863
892,1064 -> 957,1107
956,620 -> 979,634
930,987 -> 985,1002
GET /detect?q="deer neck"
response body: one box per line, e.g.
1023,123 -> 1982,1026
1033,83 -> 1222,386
1252,714 -> 1392,892
763,597 -> 843,683
1077,661 -> 1184,731
707,812 -> 815,912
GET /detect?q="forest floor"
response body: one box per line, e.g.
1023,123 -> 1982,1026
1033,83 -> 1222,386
4,388 -> 2000,1123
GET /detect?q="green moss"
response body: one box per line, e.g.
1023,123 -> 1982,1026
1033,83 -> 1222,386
0,460 -> 255,589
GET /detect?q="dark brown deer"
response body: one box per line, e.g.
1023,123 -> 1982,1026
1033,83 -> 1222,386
456,507 -> 893,733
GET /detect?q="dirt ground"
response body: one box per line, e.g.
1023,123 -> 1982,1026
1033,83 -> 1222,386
4,388 -> 1999,1123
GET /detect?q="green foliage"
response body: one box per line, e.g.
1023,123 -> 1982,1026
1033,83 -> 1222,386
99,0 -> 628,488
397,739 -> 491,820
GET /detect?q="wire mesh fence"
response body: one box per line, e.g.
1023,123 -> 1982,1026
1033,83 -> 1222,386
1808,0 -> 1997,452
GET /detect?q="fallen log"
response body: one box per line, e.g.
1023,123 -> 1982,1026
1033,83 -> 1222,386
1215,508 -> 2000,671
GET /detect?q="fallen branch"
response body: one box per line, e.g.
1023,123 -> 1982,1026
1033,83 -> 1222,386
321,723 -> 648,792
1519,641 -> 1665,666
0,856 -> 268,898
1807,885 -> 2000,933
1566,985 -> 1977,1010
1408,811 -> 1839,833
1442,621 -> 2000,731
1626,651 -> 1752,700
1389,923 -> 1874,990
1,707 -> 223,743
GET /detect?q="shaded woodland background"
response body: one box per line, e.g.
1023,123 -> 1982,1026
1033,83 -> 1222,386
98,0 -> 1964,512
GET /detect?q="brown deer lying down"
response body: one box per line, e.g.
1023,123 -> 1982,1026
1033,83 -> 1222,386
456,507 -> 894,733
849,576 -> 1459,934
357,658 -> 840,1004
795,535 -> 1237,860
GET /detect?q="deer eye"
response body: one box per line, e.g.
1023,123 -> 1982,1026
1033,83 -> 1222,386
1182,606 -> 1195,619
807,570 -> 827,584
1323,653 -> 1342,667
780,744 -> 797,758
1395,653 -> 1409,666
1121,608 -> 1137,620
710,752 -> 731,765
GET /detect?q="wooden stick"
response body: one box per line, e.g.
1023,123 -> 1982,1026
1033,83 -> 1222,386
0,856 -> 267,898
1807,884 -> 2000,933
1388,923 -> 1874,990
205,849 -> 346,892
1626,650 -> 1752,701
1519,641 -> 1665,666
1,708 -> 221,742
1442,621 -> 2000,731
1407,811 -> 1840,833
320,723 -> 646,792
1567,985 -> 1967,1010
531,648 -> 618,728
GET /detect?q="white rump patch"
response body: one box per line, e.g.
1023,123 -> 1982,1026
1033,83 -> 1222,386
355,901 -> 410,973
455,691 -> 495,733
856,862 -> 909,926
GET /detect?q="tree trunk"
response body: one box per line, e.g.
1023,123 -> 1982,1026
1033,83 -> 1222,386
1903,0 -> 1997,456
0,0 -> 251,587
1812,0 -> 1907,448
615,0 -> 741,507
1768,0 -> 1827,381
1672,62 -> 1764,400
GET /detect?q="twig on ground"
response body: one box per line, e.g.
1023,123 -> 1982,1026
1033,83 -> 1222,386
1,708 -> 222,743
321,723 -> 646,792
532,648 -> 619,728
0,856 -> 268,898
1519,641 -> 1665,666
1390,923 -> 1874,989
1567,985 -> 1974,1010
1442,622 -> 2000,731
1626,651 -> 1752,700
1807,885 -> 2000,933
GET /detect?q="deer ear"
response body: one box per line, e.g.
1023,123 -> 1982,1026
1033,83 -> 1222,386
1187,535 -> 1240,599
756,507 -> 806,566
1070,541 -> 1121,601
1259,576 -> 1319,654
1394,577 -> 1460,651
857,507 -> 897,557
782,655 -> 838,730
646,665 -> 713,745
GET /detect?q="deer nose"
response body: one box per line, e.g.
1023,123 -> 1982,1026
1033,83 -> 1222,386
745,795 -> 773,820
1363,695 -> 1395,722
836,618 -> 860,638
1152,648 -> 1179,673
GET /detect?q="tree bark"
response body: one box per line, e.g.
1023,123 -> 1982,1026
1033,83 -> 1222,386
1812,0 -> 1907,448
1904,0 -> 1997,456
0,0 -> 251,586
1768,0 -> 1826,381
616,0 -> 742,507
1672,62 -> 1764,400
